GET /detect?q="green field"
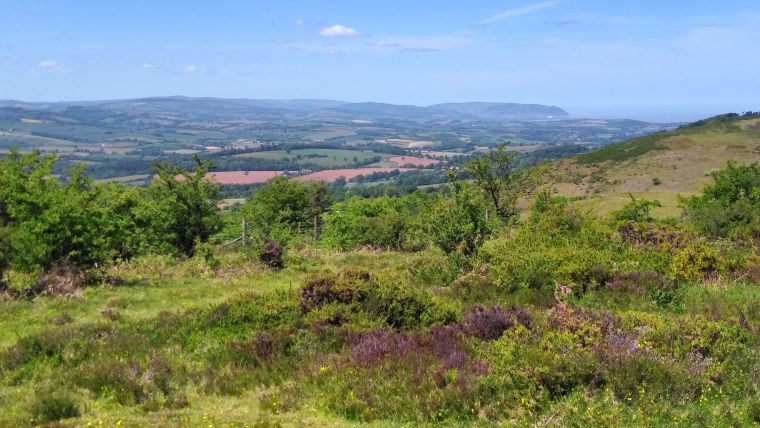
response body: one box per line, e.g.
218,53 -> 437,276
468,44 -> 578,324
233,148 -> 384,168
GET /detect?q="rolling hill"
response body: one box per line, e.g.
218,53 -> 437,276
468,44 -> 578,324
0,97 -> 569,122
546,113 -> 760,216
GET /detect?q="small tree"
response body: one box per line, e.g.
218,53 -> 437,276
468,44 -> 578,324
150,155 -> 221,255
612,195 -> 662,223
464,143 -> 531,223
681,161 -> 760,239
429,179 -> 493,256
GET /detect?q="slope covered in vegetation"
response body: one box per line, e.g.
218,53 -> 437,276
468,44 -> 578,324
548,112 -> 760,217
0,121 -> 759,426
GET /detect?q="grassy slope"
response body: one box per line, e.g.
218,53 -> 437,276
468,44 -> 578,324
0,250 -> 411,427
548,116 -> 760,217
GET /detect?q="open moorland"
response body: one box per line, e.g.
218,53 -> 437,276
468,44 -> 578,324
0,112 -> 759,427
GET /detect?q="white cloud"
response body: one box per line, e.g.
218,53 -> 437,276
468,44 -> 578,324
319,24 -> 360,38
184,64 -> 198,73
479,1 -> 560,25
39,59 -> 58,68
294,18 -> 304,26
142,62 -> 155,69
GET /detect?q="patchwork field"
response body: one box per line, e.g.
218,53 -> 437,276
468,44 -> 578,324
388,156 -> 441,167
233,149 -> 383,168
297,167 -> 410,182
208,171 -> 283,185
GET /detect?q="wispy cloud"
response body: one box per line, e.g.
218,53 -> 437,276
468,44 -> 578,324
294,18 -> 304,26
38,59 -> 69,72
479,1 -> 560,25
184,64 -> 198,73
142,62 -> 155,69
319,24 -> 360,38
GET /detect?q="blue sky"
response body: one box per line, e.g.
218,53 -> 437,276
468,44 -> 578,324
1,0 -> 759,119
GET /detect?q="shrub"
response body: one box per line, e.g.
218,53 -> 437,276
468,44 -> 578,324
300,267 -> 457,329
462,305 -> 531,340
30,388 -> 80,422
300,268 -> 372,312
428,184 -> 494,256
681,162 -> 760,240
259,239 -> 284,269
320,195 -> 429,251
668,241 -> 727,282
611,195 -> 662,223
482,214 -> 621,293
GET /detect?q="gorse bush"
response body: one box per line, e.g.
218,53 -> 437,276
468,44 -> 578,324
681,161 -> 760,241
320,194 -> 431,251
300,267 -> 459,330
481,198 -> 664,294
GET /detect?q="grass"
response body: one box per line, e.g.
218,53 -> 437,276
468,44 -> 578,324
572,191 -> 694,219
550,117 -> 760,217
233,149 -> 384,168
1,239 -> 759,426
0,249 -> 419,427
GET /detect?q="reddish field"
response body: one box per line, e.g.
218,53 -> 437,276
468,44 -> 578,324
207,171 -> 282,184
297,168 -> 409,182
389,156 -> 441,167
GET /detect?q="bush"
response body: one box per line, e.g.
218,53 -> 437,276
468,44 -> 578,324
481,204 -> 638,293
428,185 -> 494,256
667,241 -> 741,282
462,305 -> 531,340
300,267 -> 457,329
30,388 -> 80,422
611,195 -> 661,223
259,239 -> 284,269
320,195 -> 429,251
681,162 -> 760,240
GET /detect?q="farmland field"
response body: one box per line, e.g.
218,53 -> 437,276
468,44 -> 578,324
297,167 -> 410,182
233,148 -> 383,168
208,171 -> 283,184
388,156 -> 441,167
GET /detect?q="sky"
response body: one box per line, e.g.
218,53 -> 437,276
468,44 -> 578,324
1,0 -> 759,121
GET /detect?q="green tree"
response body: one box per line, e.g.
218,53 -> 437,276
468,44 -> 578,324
149,155 -> 221,255
681,162 -> 760,239
464,143 -> 531,222
0,151 -> 113,270
428,181 -> 493,256
612,195 -> 662,223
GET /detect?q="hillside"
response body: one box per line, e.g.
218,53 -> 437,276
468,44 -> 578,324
547,113 -> 760,216
1,112 -> 760,427
0,97 -> 568,122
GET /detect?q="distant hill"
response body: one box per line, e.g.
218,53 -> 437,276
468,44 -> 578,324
0,96 -> 568,122
312,101 -> 569,121
429,102 -> 568,120
546,112 -> 760,216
